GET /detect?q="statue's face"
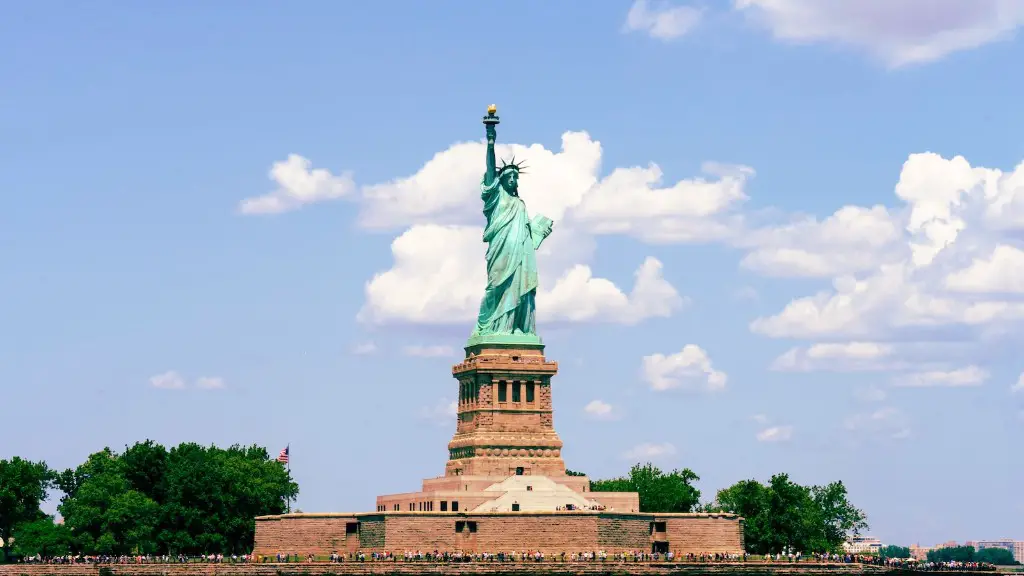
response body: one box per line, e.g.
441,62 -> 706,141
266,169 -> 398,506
503,170 -> 519,194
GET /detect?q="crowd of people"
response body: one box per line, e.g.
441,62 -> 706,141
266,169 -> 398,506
6,550 -> 1006,571
861,555 -> 1000,572
10,554 -> 253,564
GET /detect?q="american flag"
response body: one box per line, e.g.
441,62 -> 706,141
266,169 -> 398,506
276,446 -> 289,464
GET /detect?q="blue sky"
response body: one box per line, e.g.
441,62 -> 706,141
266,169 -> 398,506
3,0 -> 1023,547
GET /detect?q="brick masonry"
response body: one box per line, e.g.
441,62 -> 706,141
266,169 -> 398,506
252,512 -> 745,556
255,345 -> 747,556
0,562 -> 898,576
447,345 -> 565,478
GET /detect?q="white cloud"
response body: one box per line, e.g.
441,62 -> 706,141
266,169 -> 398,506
751,414 -> 770,424
893,365 -> 989,387
195,376 -> 225,390
945,245 -> 1024,293
403,345 -> 456,358
420,399 -> 458,426
624,0 -> 704,40
741,206 -> 903,278
751,153 -> 1024,342
584,400 -> 616,420
734,0 -> 1024,67
771,341 -> 894,372
359,225 -> 684,327
358,131 -> 750,243
541,257 -> 685,324
359,133 -> 602,230
149,370 -> 186,390
756,425 -> 793,442
623,442 -> 677,461
330,128 -> 745,330
642,344 -> 727,392
571,161 -> 753,243
1013,374 -> 1024,394
239,154 -> 354,214
351,341 -> 378,355
844,406 -> 911,440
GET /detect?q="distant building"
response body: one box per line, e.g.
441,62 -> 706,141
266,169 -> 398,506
970,540 -> 1024,564
909,544 -> 932,560
844,536 -> 883,554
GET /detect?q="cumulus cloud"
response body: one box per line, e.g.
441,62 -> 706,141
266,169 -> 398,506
358,225 -> 684,327
624,0 -> 704,40
541,257 -> 686,325
571,161 -> 752,244
359,133 -> 602,230
195,376 -> 225,390
734,0 -> 1024,67
262,129 -> 746,331
584,400 -> 616,420
149,371 -> 186,390
741,206 -> 903,278
238,154 -> 354,214
623,442 -> 677,460
893,366 -> 989,387
403,345 -> 456,358
751,153 -> 1024,344
771,342 -> 895,372
1013,374 -> 1024,394
358,132 -> 750,242
642,345 -> 727,392
756,425 -> 793,442
945,245 -> 1024,293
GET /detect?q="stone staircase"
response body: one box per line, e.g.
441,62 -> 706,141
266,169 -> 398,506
471,475 -> 603,512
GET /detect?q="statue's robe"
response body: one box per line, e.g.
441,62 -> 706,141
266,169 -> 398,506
472,176 -> 553,337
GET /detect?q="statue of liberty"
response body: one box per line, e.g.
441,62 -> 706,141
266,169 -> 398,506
469,105 -> 554,343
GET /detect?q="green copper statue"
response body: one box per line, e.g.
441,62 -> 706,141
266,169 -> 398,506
469,105 -> 554,345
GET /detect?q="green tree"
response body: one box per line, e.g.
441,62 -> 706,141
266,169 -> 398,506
928,546 -> 975,563
709,473 -> 867,554
591,463 -> 701,513
57,448 -> 159,554
879,545 -> 912,559
56,441 -> 298,555
713,479 -> 770,552
0,457 -> 53,552
974,547 -> 1018,565
806,480 -> 868,552
10,518 -> 72,557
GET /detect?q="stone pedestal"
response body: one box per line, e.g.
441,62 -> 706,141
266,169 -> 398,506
446,342 -> 565,477
373,338 -> 639,516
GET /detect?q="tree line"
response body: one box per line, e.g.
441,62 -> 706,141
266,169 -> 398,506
14,446 -> 1007,561
581,463 -> 868,554
925,545 -> 1019,566
0,441 -> 297,559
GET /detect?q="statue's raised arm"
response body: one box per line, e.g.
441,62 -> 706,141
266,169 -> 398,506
483,104 -> 499,187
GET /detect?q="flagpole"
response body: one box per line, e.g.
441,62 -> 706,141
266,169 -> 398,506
286,443 -> 291,514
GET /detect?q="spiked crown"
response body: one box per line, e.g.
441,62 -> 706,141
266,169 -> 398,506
497,155 -> 527,176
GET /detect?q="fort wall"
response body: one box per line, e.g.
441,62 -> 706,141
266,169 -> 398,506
252,512 -> 744,557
